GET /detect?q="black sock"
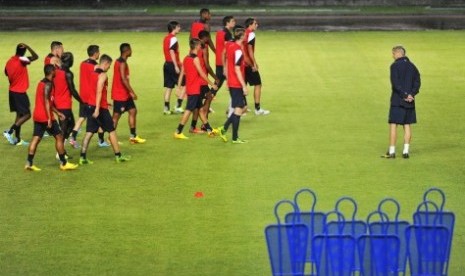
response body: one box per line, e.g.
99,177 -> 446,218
71,130 -> 78,140
255,103 -> 260,111
8,124 -> 17,134
164,102 -> 170,110
58,154 -> 67,165
27,154 -> 34,166
190,120 -> 197,129
232,114 -> 240,141
204,122 -> 212,132
224,114 -> 234,131
176,99 -> 183,108
130,128 -> 136,137
15,126 -> 21,141
80,152 -> 87,159
176,124 -> 184,134
98,132 -> 104,143
115,152 -> 121,158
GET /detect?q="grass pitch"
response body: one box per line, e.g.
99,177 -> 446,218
0,31 -> 464,275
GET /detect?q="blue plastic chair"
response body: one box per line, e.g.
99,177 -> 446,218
369,198 -> 410,275
359,211 -> 401,276
285,188 -> 326,273
326,197 -> 367,271
265,200 -> 309,276
312,211 -> 357,276
413,188 -> 455,275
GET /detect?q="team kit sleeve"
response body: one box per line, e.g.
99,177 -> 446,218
234,49 -> 243,66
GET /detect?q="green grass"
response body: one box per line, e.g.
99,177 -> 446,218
0,31 -> 465,275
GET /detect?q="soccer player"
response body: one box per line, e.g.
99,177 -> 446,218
44,41 -> 64,67
382,45 -> 421,159
3,43 -> 38,146
111,43 -> 146,144
53,52 -> 82,145
79,54 -> 130,164
217,28 -> 248,144
69,45 -> 108,148
163,21 -> 185,115
174,38 -> 218,140
214,16 -> 236,94
244,18 -> 270,115
190,8 -> 215,53
25,64 -> 79,171
189,30 -> 219,134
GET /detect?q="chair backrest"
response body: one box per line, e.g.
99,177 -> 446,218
332,197 -> 368,238
358,234 -> 401,276
312,234 -> 357,276
406,225 -> 449,276
413,198 -> 455,275
372,198 -> 410,274
265,200 -> 309,276
285,188 -> 326,268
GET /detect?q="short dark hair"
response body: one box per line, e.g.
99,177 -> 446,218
87,45 -> 99,57
120,43 -> 131,54
189,38 -> 201,50
50,41 -> 63,50
223,16 -> 234,27
167,21 -> 180,33
198,30 -> 210,40
16,44 -> 26,56
245,18 -> 255,27
44,64 -> 55,76
200,8 -> 210,16
100,54 -> 112,64
61,52 -> 74,67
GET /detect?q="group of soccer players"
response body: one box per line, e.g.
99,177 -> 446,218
163,9 -> 270,143
3,8 -> 270,171
4,41 -> 144,171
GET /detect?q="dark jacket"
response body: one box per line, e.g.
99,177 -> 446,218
390,56 -> 421,108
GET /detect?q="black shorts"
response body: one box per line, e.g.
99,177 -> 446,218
79,103 -> 89,118
215,66 -> 226,91
33,120 -> 62,138
86,107 -> 115,133
57,109 -> 74,121
229,88 -> 245,108
388,106 -> 417,125
164,62 -> 185,88
245,66 -> 262,86
185,95 -> 202,111
113,98 -> 136,114
200,85 -> 210,101
9,91 -> 30,114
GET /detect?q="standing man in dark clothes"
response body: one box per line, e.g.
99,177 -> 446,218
4,43 -> 38,146
190,8 -> 216,53
382,45 -> 421,159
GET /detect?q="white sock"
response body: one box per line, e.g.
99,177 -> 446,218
389,146 -> 395,155
403,144 -> 410,154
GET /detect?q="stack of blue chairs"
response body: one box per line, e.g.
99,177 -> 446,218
264,187 -> 455,276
